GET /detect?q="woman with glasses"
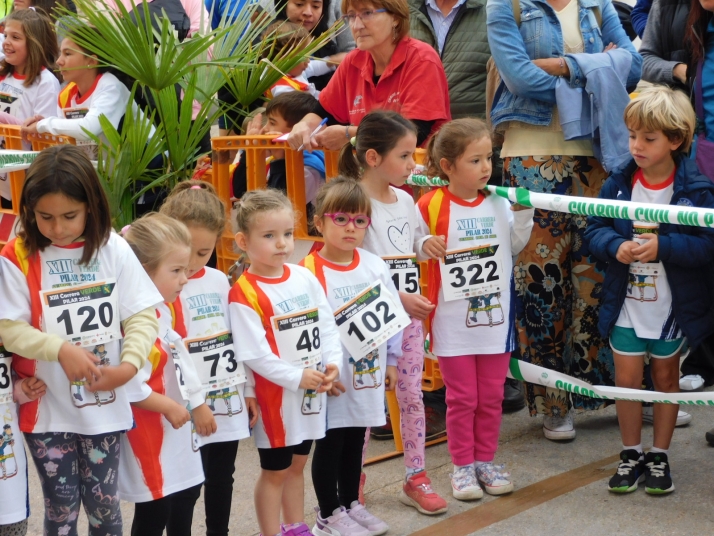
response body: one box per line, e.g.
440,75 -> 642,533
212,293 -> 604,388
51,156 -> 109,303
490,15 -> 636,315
286,0 -> 450,151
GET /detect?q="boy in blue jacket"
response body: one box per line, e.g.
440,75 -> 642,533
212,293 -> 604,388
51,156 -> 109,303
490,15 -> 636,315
585,86 -> 714,495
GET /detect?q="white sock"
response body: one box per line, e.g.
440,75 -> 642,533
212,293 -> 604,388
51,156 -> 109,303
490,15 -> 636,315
405,467 -> 423,482
474,460 -> 489,468
649,446 -> 669,455
623,444 -> 643,457
454,463 -> 473,472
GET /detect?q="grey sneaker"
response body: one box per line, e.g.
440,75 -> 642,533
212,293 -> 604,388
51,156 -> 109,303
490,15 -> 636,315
543,411 -> 575,440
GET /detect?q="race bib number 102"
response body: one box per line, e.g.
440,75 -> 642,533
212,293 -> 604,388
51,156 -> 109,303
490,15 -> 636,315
41,279 -> 122,347
439,245 -> 504,302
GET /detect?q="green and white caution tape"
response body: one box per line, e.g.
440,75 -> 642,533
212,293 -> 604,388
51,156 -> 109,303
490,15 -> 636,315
508,358 -> 714,406
0,150 -> 39,172
487,185 -> 714,228
406,174 -> 450,187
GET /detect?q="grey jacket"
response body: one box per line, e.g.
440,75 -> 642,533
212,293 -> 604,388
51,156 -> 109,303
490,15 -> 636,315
639,0 -> 690,88
327,0 -> 355,54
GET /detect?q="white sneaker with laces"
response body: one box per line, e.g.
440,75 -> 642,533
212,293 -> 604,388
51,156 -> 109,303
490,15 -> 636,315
679,374 -> 705,391
642,406 -> 692,427
347,501 -> 388,536
312,506 -> 370,536
450,465 -> 483,500
543,411 -> 576,440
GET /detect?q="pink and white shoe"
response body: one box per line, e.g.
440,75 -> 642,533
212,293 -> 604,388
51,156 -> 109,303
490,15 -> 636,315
312,506 -> 370,536
348,501 -> 388,535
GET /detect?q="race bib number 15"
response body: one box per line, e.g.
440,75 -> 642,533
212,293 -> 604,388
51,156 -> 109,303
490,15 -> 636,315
383,255 -> 420,294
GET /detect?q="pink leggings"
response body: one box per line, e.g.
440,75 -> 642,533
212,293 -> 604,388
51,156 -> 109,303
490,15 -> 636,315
397,318 -> 426,474
437,352 -> 511,466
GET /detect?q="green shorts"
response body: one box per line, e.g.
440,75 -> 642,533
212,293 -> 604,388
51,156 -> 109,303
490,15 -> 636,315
610,326 -> 684,359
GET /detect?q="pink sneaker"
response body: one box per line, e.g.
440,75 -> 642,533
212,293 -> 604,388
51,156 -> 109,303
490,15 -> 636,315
399,472 -> 448,515
348,501 -> 388,535
312,506 -> 370,536
281,522 -> 312,536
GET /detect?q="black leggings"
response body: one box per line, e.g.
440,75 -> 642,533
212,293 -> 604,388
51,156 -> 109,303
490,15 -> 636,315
200,440 -> 239,536
311,427 -> 366,519
130,483 -> 202,536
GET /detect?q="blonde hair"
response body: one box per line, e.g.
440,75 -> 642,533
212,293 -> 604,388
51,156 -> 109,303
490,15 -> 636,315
124,213 -> 192,275
160,180 -> 226,236
235,189 -> 294,235
426,118 -> 492,180
624,85 -> 696,155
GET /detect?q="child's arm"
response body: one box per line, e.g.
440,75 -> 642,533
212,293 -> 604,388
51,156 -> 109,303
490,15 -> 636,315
584,179 -> 631,262
14,377 -> 46,404
506,200 -> 535,255
313,279 -> 344,393
132,392 -> 191,430
657,190 -> 714,266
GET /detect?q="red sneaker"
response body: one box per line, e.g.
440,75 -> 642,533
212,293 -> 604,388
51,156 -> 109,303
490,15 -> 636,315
399,472 -> 448,515
358,471 -> 366,505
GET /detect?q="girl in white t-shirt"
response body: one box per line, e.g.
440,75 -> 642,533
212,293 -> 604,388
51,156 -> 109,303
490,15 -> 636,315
159,180 -> 257,535
416,118 -> 534,501
300,178 -> 405,536
228,189 -> 342,536
0,145 -> 163,536
121,213 -> 212,536
0,8 -> 59,205
337,110 -> 448,516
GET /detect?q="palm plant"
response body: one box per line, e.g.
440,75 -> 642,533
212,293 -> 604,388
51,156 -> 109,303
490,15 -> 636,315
57,0 -> 343,228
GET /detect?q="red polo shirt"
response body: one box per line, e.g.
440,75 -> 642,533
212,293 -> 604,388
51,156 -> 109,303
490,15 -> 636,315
319,37 -> 451,141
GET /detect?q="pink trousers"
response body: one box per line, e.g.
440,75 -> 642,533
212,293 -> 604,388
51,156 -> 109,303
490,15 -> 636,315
437,352 -> 511,466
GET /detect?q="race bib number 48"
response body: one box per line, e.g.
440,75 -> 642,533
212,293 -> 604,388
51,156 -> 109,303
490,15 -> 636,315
41,279 -> 122,347
440,245 -> 504,302
271,308 -> 322,369
383,255 -> 420,294
185,331 -> 246,390
334,281 -> 410,359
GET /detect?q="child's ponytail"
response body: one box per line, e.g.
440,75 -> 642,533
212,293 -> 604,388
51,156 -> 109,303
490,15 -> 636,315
337,139 -> 361,180
425,132 -> 442,180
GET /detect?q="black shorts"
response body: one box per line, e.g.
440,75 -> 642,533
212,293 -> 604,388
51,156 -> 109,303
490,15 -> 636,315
258,439 -> 313,471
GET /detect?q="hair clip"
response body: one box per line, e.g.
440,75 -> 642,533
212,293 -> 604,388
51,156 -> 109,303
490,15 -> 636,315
120,224 -> 131,235
190,185 -> 202,189
350,136 -> 356,147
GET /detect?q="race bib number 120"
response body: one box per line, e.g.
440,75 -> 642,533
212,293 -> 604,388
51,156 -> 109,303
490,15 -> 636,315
41,279 -> 122,347
271,308 -> 322,369
439,245 -> 504,302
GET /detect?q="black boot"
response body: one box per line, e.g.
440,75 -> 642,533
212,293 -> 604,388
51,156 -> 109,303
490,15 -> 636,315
502,378 -> 526,412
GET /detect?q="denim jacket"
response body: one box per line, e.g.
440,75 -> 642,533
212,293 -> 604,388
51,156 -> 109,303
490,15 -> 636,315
486,0 -> 642,128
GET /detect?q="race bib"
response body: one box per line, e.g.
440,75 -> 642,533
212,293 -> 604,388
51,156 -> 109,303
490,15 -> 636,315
439,244 -> 505,302
630,222 -> 662,276
0,343 -> 12,405
184,331 -> 246,390
169,337 -> 193,403
0,92 -> 19,116
334,281 -> 410,359
383,254 -> 420,294
271,308 -> 322,369
63,107 -> 89,120
41,279 -> 122,347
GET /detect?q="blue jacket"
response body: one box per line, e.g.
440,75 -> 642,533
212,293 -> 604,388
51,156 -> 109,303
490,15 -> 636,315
486,0 -> 641,128
556,49 -> 633,172
630,0 -> 652,39
584,157 -> 714,348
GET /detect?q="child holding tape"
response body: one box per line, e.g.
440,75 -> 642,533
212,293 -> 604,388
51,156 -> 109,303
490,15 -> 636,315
585,86 -> 714,495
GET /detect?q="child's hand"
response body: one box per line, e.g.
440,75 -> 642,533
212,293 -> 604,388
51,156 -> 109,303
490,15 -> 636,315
245,113 -> 263,136
510,203 -> 532,212
85,362 -> 136,392
327,380 -> 346,397
20,377 -> 46,401
399,292 -> 435,321
246,396 -> 259,427
632,234 -> 659,263
385,365 -> 398,392
164,401 -> 191,430
299,368 -> 326,390
317,363 -> 339,393
615,241 -> 639,264
58,342 -> 102,386
422,235 -> 447,259
192,403 -> 217,437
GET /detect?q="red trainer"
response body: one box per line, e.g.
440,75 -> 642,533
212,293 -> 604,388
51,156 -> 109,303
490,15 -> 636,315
358,471 -> 366,505
399,472 -> 448,515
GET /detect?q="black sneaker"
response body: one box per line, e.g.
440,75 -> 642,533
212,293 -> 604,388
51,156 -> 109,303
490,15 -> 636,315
706,428 -> 714,446
644,451 -> 675,495
608,449 -> 645,493
502,378 -> 526,412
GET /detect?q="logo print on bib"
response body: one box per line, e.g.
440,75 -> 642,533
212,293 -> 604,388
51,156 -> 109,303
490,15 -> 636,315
387,223 -> 411,253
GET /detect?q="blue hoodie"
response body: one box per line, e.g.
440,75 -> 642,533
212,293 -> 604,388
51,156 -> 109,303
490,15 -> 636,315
584,156 -> 714,348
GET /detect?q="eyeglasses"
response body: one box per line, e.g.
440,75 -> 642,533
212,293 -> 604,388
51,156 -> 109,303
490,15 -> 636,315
341,8 -> 387,24
324,213 -> 372,228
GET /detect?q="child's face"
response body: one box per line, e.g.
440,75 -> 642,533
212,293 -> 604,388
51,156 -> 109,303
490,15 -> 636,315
315,212 -> 369,256
151,245 -> 190,303
57,39 -> 96,85
446,136 -> 493,191
3,21 -> 28,73
235,208 -> 295,276
33,193 -> 88,247
370,132 -> 417,187
628,127 -> 680,171
263,112 -> 292,135
186,225 -> 218,278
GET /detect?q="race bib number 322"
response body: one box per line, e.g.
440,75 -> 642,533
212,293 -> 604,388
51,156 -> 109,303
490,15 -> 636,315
271,308 -> 322,369
41,279 -> 122,347
439,245 -> 504,302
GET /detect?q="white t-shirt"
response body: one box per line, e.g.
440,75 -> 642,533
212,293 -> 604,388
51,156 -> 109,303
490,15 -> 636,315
0,69 -> 60,199
0,233 -> 163,435
616,170 -> 681,340
119,301 -> 205,503
177,267 -> 251,446
416,189 -> 534,356
37,73 -> 130,162
300,248 -> 404,429
228,264 -> 343,449
0,342 -> 29,524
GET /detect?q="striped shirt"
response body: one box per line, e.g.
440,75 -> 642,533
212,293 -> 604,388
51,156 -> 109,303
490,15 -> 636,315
425,0 -> 468,54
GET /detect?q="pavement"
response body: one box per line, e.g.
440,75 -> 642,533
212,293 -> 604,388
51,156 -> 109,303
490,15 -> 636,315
23,384 -> 714,536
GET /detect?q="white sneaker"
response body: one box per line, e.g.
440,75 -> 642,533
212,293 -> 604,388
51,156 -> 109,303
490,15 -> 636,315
679,375 -> 705,391
312,506 -> 370,536
347,501 -> 388,536
642,406 -> 692,427
450,465 -> 483,501
543,411 -> 576,440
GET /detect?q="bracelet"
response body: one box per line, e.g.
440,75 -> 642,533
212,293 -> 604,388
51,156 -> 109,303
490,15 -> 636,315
558,57 -> 566,76
345,125 -> 351,139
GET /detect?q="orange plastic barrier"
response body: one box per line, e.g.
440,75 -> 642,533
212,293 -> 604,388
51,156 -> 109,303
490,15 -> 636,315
26,132 -> 76,152
0,126 -> 29,246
